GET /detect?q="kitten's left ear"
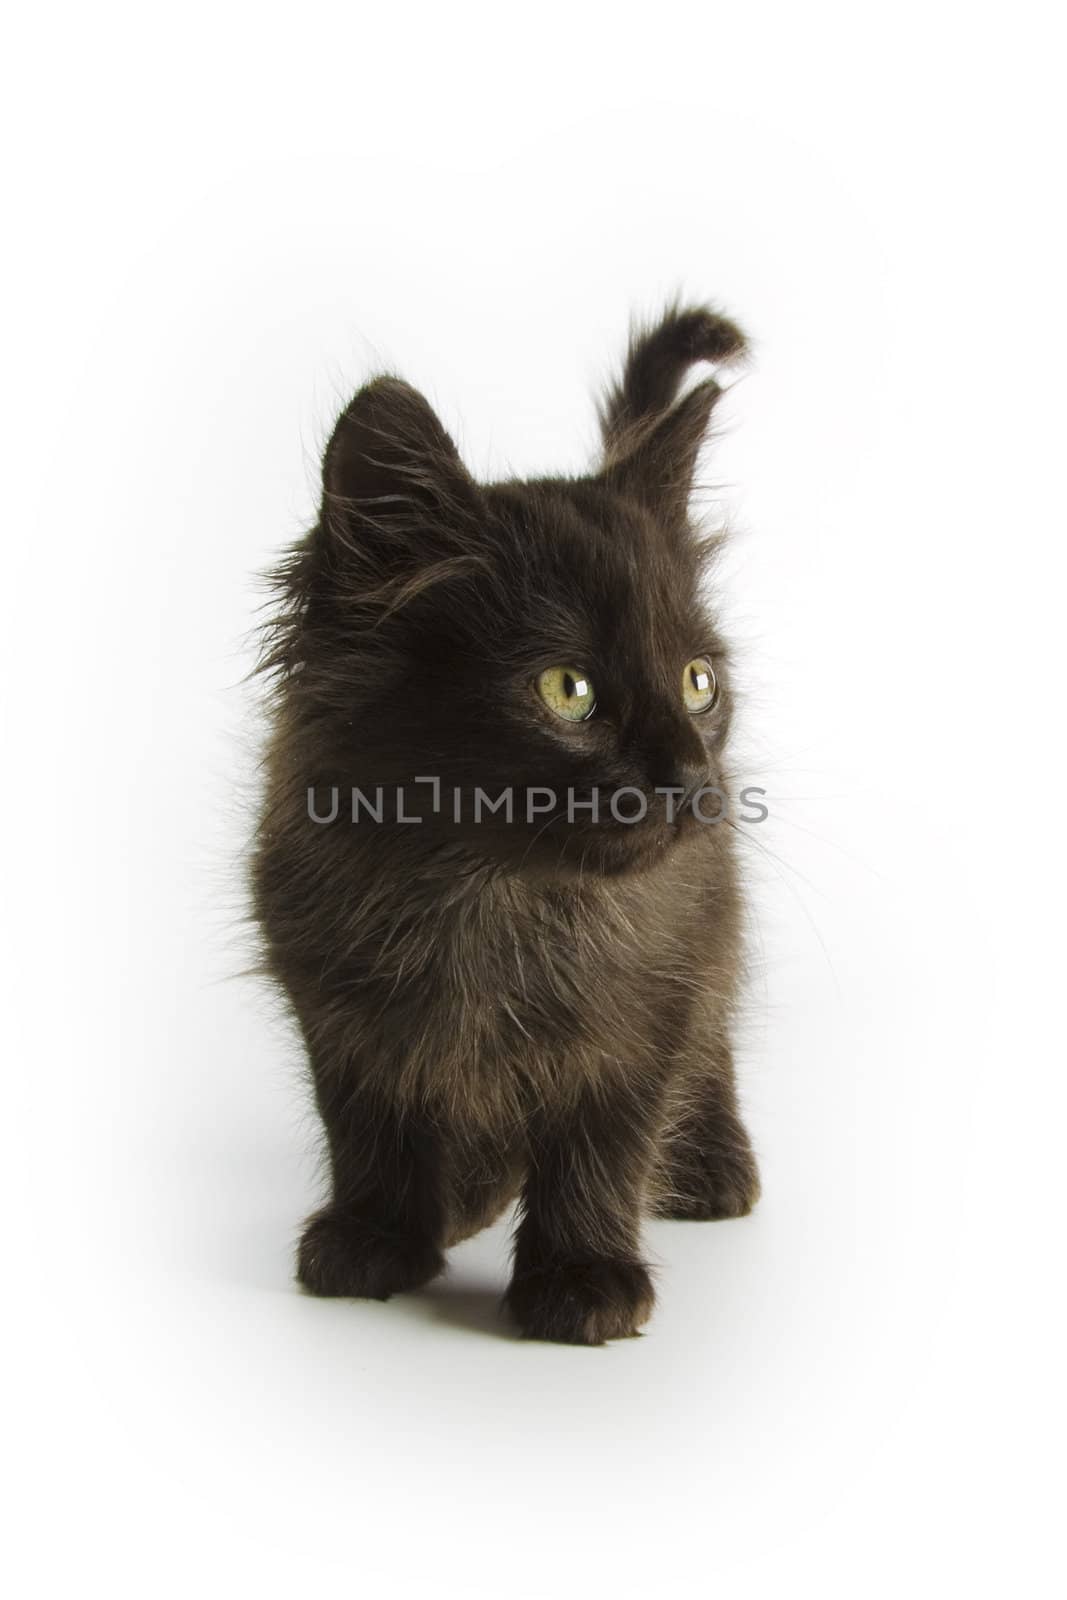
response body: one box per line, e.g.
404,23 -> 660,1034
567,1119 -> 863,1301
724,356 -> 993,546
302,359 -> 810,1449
320,377 -> 483,564
323,376 -> 478,513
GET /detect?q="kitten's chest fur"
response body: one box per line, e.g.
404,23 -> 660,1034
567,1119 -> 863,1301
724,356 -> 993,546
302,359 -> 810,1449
273,829 -> 741,1129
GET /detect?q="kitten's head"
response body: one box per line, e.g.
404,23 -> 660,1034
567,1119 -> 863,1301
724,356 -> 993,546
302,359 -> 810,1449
265,306 -> 747,878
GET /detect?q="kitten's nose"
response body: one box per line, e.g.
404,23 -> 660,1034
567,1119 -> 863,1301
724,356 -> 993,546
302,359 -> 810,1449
647,749 -> 710,810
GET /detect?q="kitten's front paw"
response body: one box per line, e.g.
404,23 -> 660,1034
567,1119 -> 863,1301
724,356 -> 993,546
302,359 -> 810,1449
655,1146 -> 761,1221
297,1208 -> 444,1300
505,1259 -> 654,1345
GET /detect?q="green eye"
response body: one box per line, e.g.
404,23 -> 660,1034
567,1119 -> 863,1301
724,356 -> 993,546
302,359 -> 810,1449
683,656 -> 717,714
537,665 -> 596,722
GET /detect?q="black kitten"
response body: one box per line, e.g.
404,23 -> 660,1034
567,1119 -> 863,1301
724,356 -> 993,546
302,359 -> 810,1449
252,304 -> 760,1343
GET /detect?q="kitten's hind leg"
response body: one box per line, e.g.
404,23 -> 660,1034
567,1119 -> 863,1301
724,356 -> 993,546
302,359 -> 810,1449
652,1039 -> 760,1221
297,1085 -> 446,1300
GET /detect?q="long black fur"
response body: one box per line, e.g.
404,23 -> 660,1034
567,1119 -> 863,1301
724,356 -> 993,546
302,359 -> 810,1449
252,304 -> 759,1343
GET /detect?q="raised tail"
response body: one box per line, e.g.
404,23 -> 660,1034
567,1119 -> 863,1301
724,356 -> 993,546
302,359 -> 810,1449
598,303 -> 748,454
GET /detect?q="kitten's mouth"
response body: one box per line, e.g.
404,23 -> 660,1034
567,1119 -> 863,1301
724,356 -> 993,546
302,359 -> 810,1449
439,779 -> 717,877
541,810 -> 700,879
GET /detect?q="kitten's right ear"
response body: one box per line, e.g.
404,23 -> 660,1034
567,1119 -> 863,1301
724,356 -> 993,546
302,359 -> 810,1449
319,377 -> 484,586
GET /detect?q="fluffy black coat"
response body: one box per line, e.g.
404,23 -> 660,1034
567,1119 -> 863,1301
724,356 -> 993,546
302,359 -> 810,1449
252,305 -> 760,1343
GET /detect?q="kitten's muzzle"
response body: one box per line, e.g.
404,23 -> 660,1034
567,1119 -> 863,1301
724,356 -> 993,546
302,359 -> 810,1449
653,756 -> 710,812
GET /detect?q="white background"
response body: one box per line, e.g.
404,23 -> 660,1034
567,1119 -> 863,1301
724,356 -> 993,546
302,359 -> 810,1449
3,4 -> 1064,1595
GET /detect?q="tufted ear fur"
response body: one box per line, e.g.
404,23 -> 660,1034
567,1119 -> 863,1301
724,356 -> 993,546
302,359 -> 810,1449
319,377 -> 487,611
599,305 -> 747,525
